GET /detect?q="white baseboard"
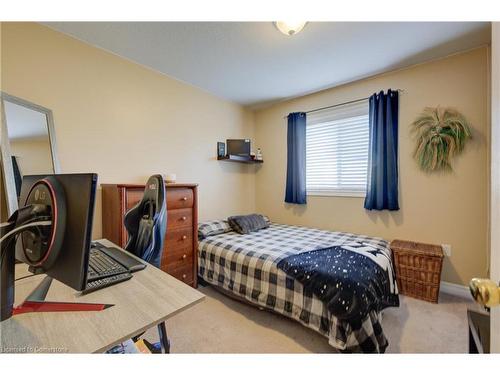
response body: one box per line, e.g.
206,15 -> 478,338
440,281 -> 473,301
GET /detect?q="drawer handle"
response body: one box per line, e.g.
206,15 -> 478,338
182,235 -> 187,240
181,216 -> 187,221
182,274 -> 187,279
182,197 -> 188,201
182,254 -> 187,259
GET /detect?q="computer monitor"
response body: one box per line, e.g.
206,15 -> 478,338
17,173 -> 98,291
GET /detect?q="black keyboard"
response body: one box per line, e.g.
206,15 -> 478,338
83,272 -> 132,295
87,247 -> 129,281
84,246 -> 132,293
91,241 -> 146,273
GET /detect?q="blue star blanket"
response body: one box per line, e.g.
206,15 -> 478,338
277,244 -> 399,323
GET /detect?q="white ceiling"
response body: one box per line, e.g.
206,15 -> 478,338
44,22 -> 491,108
4,101 -> 49,140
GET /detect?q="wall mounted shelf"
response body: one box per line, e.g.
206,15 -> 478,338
217,155 -> 263,164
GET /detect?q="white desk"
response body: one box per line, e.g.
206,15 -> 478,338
0,239 -> 205,353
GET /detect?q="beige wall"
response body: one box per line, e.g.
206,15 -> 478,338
10,137 -> 53,175
254,48 -> 490,285
1,22 -> 256,238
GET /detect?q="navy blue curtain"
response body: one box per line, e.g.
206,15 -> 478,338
364,90 -> 399,211
285,112 -> 307,204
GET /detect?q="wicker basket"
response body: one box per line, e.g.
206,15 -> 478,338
390,239 -> 444,303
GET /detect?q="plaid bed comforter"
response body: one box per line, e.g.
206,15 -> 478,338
198,223 -> 399,353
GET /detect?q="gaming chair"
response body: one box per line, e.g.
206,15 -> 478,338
124,174 -> 167,268
122,174 -> 170,353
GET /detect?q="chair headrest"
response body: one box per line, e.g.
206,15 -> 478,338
141,174 -> 166,214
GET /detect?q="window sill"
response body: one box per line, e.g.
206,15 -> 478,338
307,190 -> 366,198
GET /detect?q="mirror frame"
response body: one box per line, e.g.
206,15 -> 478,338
0,92 -> 61,217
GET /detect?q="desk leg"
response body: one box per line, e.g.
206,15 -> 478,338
157,322 -> 170,354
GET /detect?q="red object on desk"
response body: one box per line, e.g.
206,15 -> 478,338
13,300 -> 112,315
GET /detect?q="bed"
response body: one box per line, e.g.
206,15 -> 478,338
197,220 -> 399,353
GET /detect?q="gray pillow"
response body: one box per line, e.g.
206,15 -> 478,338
198,220 -> 232,239
227,214 -> 269,235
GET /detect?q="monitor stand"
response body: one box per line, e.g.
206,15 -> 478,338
1,233 -> 113,321
13,276 -> 113,316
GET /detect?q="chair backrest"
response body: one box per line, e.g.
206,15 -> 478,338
124,175 -> 167,267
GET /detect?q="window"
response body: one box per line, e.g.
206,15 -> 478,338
306,100 -> 369,197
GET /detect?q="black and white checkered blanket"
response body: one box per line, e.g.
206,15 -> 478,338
198,223 -> 399,353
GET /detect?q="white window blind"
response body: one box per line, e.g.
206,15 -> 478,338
306,100 -> 369,197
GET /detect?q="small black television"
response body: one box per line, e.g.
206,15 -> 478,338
227,139 -> 251,157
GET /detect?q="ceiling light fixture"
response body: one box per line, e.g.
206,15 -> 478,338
274,21 -> 307,36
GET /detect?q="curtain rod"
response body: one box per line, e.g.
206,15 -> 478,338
283,89 -> 404,119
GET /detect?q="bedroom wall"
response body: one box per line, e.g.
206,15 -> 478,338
254,47 -> 490,286
1,22 -> 256,238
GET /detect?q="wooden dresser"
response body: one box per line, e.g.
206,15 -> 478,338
101,183 -> 198,288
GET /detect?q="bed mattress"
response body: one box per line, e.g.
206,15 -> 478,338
198,222 -> 399,353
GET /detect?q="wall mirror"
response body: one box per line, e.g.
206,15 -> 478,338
0,93 -> 60,218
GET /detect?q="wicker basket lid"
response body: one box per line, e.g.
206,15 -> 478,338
390,239 -> 444,258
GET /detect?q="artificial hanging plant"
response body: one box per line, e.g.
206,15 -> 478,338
411,106 -> 472,172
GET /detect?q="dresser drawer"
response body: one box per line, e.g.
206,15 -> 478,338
163,249 -> 193,270
167,208 -> 193,229
126,187 -> 194,211
165,226 -> 192,251
166,263 -> 194,284
167,188 -> 194,210
125,187 -> 193,212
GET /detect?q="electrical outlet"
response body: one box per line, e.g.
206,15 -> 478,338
442,244 -> 452,257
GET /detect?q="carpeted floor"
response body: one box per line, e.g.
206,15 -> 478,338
145,285 -> 478,353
